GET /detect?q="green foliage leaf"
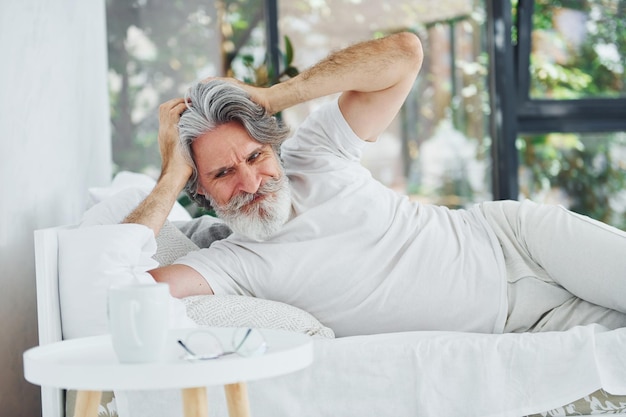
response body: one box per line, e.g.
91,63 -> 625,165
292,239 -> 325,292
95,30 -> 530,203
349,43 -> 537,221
284,66 -> 299,78
284,35 -> 294,67
241,54 -> 255,66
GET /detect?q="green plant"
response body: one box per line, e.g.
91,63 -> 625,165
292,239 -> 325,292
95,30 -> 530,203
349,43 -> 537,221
231,35 -> 299,86
519,133 -> 626,230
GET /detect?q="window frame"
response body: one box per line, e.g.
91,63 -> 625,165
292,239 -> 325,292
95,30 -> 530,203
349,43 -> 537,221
487,0 -> 626,200
486,0 -> 520,200
515,0 -> 626,134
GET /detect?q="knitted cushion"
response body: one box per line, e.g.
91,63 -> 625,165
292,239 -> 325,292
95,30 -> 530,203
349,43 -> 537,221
153,220 -> 200,266
183,294 -> 335,338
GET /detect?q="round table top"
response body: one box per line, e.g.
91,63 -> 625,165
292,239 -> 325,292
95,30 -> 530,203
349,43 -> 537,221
23,327 -> 314,391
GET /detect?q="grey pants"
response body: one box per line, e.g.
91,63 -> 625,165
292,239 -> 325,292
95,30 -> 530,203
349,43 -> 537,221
480,200 -> 626,333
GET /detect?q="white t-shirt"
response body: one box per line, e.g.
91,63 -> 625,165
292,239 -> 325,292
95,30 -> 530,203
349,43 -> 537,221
176,99 -> 508,337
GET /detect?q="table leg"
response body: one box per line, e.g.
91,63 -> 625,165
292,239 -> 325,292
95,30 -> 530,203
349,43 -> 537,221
73,390 -> 102,417
182,387 -> 209,417
224,382 -> 251,417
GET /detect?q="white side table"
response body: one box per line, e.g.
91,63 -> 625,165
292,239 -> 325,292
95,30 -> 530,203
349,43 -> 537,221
24,327 -> 313,417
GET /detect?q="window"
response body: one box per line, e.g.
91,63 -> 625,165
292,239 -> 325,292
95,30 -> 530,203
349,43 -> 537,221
528,1 -> 625,100
491,0 -> 626,230
515,0 -> 626,133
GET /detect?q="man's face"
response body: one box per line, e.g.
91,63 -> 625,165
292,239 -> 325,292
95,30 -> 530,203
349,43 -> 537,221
192,121 -> 291,240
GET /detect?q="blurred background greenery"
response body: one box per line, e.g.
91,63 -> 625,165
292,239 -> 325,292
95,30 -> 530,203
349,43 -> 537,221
105,0 -> 625,229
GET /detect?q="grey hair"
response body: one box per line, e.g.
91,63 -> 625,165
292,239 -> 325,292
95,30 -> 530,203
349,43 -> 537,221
178,80 -> 291,210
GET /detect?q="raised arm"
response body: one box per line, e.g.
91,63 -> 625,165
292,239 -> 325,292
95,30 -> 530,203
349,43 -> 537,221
246,32 -> 423,142
122,98 -> 213,297
123,98 -> 192,236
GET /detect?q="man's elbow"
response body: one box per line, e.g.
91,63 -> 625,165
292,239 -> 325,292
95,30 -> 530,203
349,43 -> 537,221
394,31 -> 424,71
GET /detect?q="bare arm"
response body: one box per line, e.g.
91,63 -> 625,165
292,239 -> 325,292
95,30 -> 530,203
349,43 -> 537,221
122,99 -> 213,296
123,98 -> 192,236
150,264 -> 214,297
244,32 -> 423,142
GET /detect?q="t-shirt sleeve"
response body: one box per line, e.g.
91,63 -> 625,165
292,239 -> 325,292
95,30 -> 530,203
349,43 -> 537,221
173,244 -> 254,297
281,98 -> 369,163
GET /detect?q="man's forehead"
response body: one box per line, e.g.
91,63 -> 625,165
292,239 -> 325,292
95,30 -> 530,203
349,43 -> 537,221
193,129 -> 266,171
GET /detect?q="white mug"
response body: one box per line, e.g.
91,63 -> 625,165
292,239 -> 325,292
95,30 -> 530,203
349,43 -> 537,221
107,283 -> 170,363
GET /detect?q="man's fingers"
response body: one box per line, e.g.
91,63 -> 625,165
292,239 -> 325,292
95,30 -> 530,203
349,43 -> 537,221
159,98 -> 189,121
172,102 -> 189,118
160,97 -> 185,108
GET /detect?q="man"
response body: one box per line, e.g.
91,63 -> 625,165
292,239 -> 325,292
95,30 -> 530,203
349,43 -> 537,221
125,32 -> 626,337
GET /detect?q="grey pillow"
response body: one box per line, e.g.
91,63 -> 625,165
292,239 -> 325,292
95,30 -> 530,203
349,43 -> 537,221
153,220 -> 200,266
153,215 -> 231,266
184,294 -> 335,338
173,215 -> 232,248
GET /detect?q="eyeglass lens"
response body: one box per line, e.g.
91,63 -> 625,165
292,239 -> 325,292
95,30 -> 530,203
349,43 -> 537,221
178,328 -> 267,360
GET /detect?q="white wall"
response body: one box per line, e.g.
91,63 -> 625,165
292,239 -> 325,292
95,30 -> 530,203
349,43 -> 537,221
0,1 -> 111,415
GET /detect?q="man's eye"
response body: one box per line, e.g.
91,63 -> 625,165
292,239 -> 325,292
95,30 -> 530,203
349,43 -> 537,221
248,151 -> 261,163
215,169 -> 230,179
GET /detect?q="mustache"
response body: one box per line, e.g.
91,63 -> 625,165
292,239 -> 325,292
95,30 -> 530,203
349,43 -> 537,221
223,176 -> 285,212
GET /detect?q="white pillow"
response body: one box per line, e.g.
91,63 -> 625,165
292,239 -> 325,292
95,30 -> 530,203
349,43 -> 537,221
58,224 -> 196,339
81,187 -> 150,226
153,221 -> 199,266
86,171 -> 191,222
81,186 -> 201,266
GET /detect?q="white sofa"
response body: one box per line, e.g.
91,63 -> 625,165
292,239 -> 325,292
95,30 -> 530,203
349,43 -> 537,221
34,172 -> 626,417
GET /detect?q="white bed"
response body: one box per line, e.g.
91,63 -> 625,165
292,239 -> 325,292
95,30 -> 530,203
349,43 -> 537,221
32,173 -> 626,417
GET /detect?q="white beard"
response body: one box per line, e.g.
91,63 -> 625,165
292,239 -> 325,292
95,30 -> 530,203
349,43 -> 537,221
209,174 -> 292,241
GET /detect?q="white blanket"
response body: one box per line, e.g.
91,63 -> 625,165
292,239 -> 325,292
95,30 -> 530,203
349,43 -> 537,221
114,325 -> 626,417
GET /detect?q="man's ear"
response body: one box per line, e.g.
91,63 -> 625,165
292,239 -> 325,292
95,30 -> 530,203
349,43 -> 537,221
196,185 -> 206,196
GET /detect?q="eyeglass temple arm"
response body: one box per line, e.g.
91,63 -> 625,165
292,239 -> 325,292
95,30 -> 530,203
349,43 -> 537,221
177,339 -> 197,356
232,329 -> 253,353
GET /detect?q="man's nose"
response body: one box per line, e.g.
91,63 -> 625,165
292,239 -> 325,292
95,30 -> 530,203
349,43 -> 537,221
237,166 -> 262,195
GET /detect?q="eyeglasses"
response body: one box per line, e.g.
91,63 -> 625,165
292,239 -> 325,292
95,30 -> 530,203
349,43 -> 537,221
177,328 -> 267,361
